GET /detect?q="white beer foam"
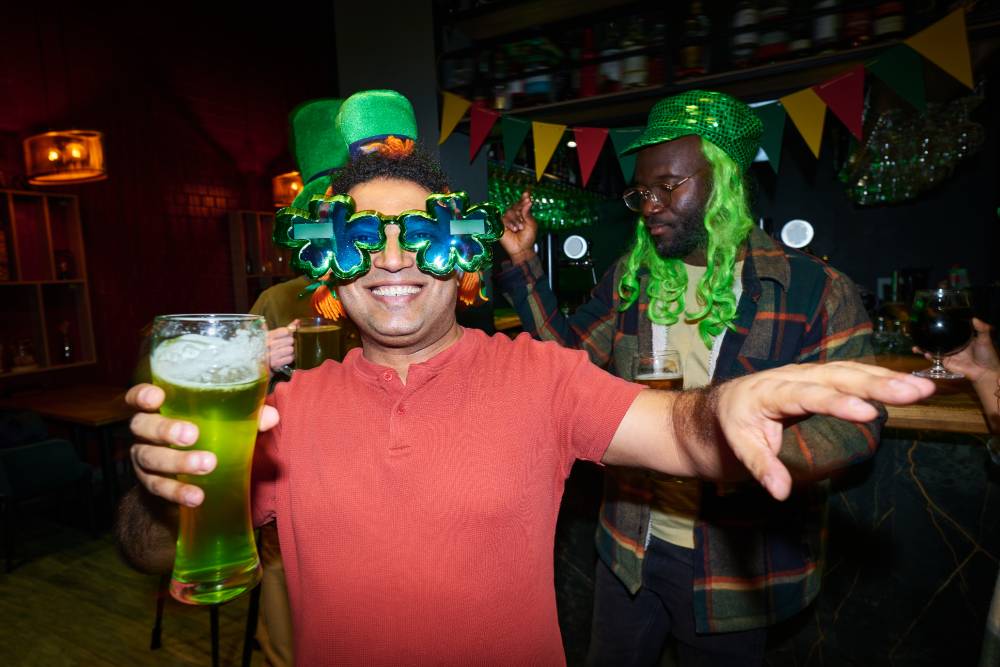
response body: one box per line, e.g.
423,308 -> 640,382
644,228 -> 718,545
152,332 -> 264,387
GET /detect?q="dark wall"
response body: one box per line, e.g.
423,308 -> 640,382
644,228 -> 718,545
0,4 -> 338,386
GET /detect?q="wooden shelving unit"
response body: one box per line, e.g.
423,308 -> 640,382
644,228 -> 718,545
0,190 -> 96,378
228,210 -> 295,313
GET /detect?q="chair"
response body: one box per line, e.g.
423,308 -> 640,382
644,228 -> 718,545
0,409 -> 95,572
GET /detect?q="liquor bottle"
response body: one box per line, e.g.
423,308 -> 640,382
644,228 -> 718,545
622,17 -> 650,87
757,0 -> 791,64
598,22 -> 623,94
578,27 -> 599,98
873,2 -> 905,41
812,0 -> 842,54
647,17 -> 667,85
731,1 -> 760,68
843,6 -> 873,47
677,1 -> 711,78
788,0 -> 814,58
492,50 -> 510,110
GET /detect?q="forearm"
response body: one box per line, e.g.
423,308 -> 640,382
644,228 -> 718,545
671,386 -> 748,480
114,486 -> 179,574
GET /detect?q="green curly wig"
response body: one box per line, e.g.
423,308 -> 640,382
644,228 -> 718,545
617,140 -> 754,348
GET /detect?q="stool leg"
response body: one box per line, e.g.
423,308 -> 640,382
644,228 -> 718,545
150,574 -> 169,650
210,604 -> 220,667
242,583 -> 262,667
3,499 -> 15,573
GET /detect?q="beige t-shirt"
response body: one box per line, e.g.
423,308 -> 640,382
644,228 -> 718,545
649,261 -> 743,548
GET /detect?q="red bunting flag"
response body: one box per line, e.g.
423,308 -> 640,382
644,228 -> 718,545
572,127 -> 609,188
469,106 -> 501,162
812,65 -> 865,141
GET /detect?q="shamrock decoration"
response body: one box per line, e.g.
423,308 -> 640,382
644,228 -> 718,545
273,192 -> 503,281
397,193 -> 503,276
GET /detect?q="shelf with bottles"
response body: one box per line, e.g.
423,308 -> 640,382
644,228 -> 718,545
0,189 -> 96,377
436,0 -> 995,116
229,210 -> 295,313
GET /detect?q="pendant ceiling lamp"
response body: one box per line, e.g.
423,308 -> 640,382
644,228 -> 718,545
272,171 -> 304,208
23,129 -> 107,185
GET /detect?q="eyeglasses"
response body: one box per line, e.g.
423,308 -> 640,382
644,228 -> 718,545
622,175 -> 695,213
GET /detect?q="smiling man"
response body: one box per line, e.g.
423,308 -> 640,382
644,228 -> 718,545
499,90 -> 881,666
115,90 -> 932,666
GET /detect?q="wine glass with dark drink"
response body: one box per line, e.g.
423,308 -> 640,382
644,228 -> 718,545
909,288 -> 974,379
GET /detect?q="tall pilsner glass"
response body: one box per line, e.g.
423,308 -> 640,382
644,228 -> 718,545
150,314 -> 268,605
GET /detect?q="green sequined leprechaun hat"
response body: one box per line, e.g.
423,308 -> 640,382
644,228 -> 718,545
621,90 -> 763,172
289,98 -> 347,210
336,89 -> 419,159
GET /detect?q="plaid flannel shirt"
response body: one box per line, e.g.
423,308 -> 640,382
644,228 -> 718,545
497,227 -> 882,633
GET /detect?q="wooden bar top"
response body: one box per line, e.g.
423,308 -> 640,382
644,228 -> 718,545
0,384 -> 132,428
874,355 -> 989,435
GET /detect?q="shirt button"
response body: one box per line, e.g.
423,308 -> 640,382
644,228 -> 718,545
383,371 -> 393,381
397,406 -> 405,415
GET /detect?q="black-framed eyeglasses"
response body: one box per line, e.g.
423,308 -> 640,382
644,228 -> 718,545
622,175 -> 695,213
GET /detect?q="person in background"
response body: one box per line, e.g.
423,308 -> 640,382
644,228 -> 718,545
913,317 -> 1000,666
115,89 -> 934,666
498,90 -> 880,666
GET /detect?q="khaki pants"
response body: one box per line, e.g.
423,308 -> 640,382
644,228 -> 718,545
257,522 -> 294,667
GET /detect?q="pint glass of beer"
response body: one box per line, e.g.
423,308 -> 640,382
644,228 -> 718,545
294,316 -> 342,370
150,314 -> 268,605
634,351 -> 683,390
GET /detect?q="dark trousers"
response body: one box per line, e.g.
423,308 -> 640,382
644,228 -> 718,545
586,537 -> 767,667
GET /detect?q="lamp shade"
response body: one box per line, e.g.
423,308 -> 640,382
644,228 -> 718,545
272,171 -> 304,208
23,130 -> 106,185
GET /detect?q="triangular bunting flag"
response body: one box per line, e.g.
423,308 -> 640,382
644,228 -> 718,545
754,102 -> 786,174
813,65 -> 865,141
609,128 -> 642,183
439,92 -> 471,145
501,116 -> 531,171
780,88 -> 826,159
905,8 -> 974,89
531,121 -> 567,181
867,45 -> 926,111
469,106 -> 500,161
572,127 -> 609,188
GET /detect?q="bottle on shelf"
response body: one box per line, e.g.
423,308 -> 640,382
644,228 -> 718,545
756,0 -> 791,64
731,0 -> 761,69
787,0 -> 814,59
812,0 -> 842,54
492,49 -> 511,110
647,17 -> 667,85
598,22 -> 623,94
676,1 -> 711,78
622,16 -> 650,88
578,27 -> 599,98
873,2 -> 905,42
843,6 -> 873,48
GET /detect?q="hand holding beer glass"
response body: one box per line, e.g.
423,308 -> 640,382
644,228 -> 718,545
634,351 -> 683,390
150,314 -> 268,605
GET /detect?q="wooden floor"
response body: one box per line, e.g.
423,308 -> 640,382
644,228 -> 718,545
0,513 -> 263,667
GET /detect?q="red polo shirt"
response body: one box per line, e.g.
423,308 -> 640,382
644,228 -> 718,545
252,328 -> 643,665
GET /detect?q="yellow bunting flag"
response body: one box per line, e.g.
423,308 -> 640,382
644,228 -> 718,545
439,92 -> 471,145
905,8 -> 974,89
531,121 -> 567,181
780,88 -> 826,159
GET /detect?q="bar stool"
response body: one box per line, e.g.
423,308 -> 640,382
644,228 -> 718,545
150,574 -> 261,667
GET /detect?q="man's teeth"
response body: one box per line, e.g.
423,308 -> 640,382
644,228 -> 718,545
371,285 -> 421,296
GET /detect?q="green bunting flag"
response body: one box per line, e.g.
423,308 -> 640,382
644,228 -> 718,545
754,102 -> 786,174
867,45 -> 927,112
609,128 -> 642,183
501,116 -> 531,171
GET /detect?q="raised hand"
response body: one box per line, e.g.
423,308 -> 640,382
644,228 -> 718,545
268,320 -> 298,371
499,191 -> 538,264
126,384 -> 279,507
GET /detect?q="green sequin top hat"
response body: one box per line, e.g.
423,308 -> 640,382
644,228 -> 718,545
336,89 -> 419,159
288,98 -> 347,209
621,90 -> 763,172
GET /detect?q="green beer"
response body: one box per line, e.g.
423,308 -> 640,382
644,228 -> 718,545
151,315 -> 268,605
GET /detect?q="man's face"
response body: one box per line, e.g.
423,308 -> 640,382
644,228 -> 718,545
336,178 -> 459,351
632,135 -> 712,261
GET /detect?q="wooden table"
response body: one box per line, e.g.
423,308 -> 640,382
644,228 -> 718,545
874,355 -> 989,434
0,384 -> 134,514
